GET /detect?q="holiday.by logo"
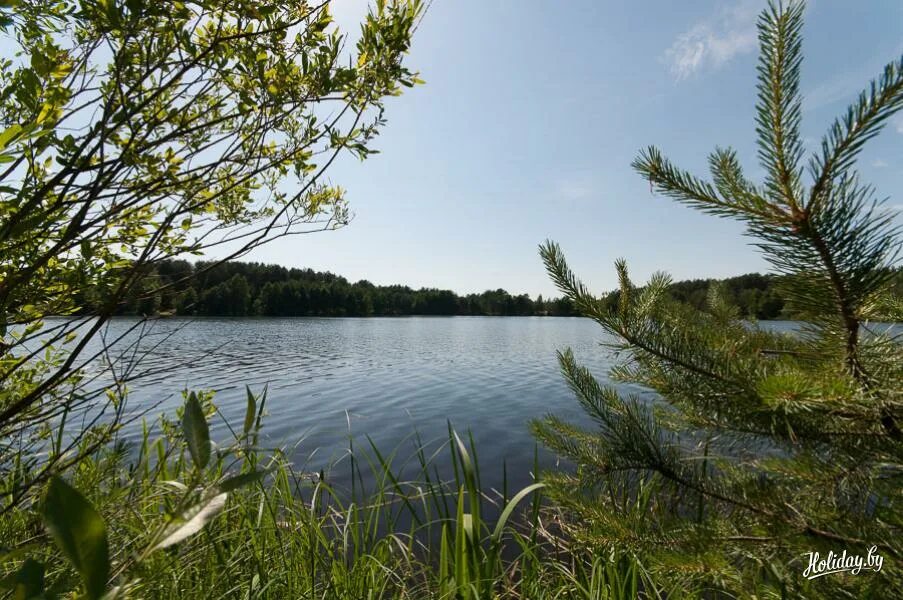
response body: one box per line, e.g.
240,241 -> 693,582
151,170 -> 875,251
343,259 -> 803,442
802,546 -> 884,580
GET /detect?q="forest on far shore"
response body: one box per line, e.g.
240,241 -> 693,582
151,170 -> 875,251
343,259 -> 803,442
88,259 -> 902,320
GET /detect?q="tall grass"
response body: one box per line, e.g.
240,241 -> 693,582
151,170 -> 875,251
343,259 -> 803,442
0,387 -> 672,599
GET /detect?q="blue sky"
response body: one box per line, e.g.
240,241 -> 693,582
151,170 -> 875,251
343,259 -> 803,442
246,0 -> 902,298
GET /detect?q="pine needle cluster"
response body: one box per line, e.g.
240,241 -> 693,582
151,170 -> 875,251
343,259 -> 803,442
534,2 -> 902,596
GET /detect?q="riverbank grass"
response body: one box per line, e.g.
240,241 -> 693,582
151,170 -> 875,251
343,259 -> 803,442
1,386 -> 672,599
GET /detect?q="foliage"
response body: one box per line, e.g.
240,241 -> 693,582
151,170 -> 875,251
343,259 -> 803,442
533,1 -> 903,597
75,256 -> 885,319
79,258 -> 581,317
0,387 -> 669,599
604,269 -> 902,321
0,0 -> 422,512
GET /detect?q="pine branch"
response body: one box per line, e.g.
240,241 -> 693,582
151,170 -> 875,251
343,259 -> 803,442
808,54 -> 903,214
633,147 -> 780,223
536,1 -> 903,591
708,147 -> 781,221
755,0 -> 805,210
541,242 -> 745,387
538,239 -> 605,317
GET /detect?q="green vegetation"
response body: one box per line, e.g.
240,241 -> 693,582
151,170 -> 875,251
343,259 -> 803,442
0,0 -> 422,516
84,259 -> 580,317
82,258 -> 903,319
534,1 -> 903,597
0,0 -> 630,597
2,386 -> 670,598
647,269 -> 903,321
0,0 -> 900,599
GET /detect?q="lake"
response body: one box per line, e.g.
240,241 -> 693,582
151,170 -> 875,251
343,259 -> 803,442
75,316 -> 800,495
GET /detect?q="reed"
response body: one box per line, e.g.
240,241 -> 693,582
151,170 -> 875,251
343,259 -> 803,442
0,386 -> 675,599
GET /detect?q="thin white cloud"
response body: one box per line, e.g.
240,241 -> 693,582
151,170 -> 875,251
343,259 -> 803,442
804,43 -> 903,112
557,180 -> 592,201
895,114 -> 903,134
872,159 -> 889,168
664,1 -> 762,80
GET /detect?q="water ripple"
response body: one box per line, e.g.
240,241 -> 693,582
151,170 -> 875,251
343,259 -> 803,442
71,316 -> 756,492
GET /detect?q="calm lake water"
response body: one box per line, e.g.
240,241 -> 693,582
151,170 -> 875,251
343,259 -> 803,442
74,316 -> 802,494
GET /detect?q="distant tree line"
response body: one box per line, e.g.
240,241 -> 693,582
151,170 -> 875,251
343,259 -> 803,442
92,260 -> 902,320
602,270 -> 901,321
651,273 -> 787,319
93,260 -> 580,317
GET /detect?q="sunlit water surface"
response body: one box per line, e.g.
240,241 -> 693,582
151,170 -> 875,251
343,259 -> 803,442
65,316 -> 813,493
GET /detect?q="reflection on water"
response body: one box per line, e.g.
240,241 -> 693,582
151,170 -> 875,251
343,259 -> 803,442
66,316 -> 806,493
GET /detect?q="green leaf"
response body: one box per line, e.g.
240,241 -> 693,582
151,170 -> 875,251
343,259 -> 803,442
490,482 -> 545,546
42,477 -> 110,600
153,493 -> 228,550
0,124 -> 21,150
0,558 -> 43,600
243,386 -> 256,435
182,392 -> 210,469
0,544 -> 39,565
218,468 -> 271,493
